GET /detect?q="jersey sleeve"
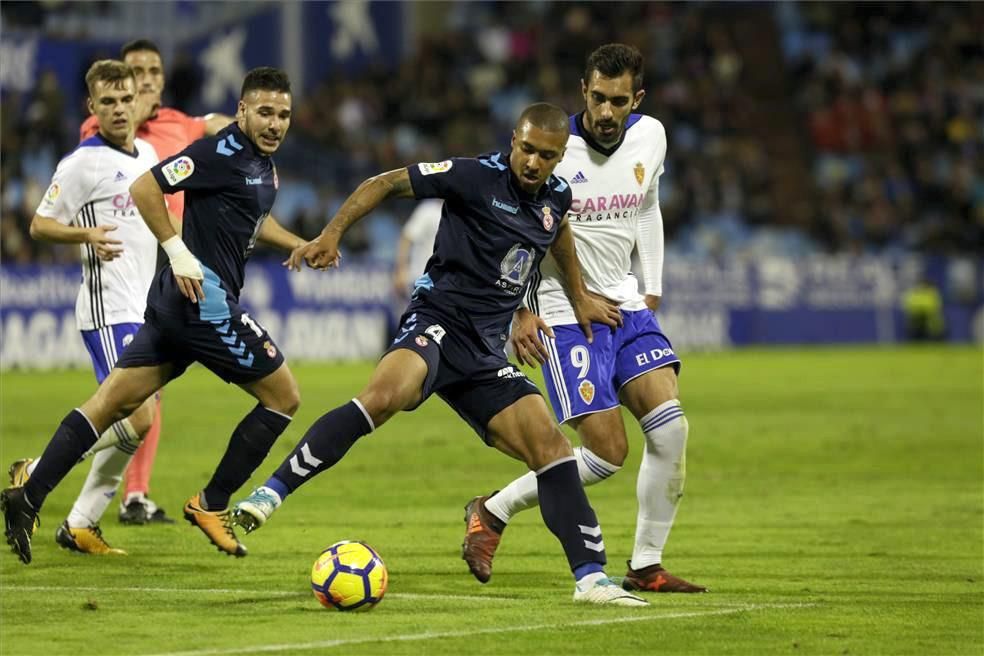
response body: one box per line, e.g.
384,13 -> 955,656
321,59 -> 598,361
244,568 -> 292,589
35,154 -> 94,225
406,158 -> 480,203
635,173 -> 665,297
151,137 -> 223,193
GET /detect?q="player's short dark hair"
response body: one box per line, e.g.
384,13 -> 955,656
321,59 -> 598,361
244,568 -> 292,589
85,59 -> 135,96
517,102 -> 569,134
585,43 -> 644,91
241,67 -> 291,99
120,38 -> 160,59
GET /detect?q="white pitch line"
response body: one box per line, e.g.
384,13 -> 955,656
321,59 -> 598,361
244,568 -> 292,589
140,603 -> 817,656
1,584 -> 517,604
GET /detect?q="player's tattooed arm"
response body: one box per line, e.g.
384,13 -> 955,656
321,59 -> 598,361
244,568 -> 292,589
288,168 -> 414,271
550,215 -> 622,343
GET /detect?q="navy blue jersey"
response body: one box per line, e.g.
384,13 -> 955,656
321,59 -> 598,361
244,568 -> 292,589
406,153 -> 572,344
150,123 -> 277,306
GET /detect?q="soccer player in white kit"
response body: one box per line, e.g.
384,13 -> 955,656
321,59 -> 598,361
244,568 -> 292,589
14,61 -> 161,555
462,44 -> 705,593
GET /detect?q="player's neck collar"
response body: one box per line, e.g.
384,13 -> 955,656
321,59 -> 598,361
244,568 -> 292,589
95,132 -> 139,158
574,111 -> 628,157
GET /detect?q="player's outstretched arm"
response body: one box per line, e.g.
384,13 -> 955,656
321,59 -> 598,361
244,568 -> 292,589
130,171 -> 204,302
256,214 -> 309,271
290,168 -> 415,271
29,214 -> 123,261
550,216 -> 622,343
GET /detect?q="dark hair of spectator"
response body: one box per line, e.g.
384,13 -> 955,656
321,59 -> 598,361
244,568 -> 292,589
585,43 -> 644,91
85,60 -> 135,96
120,38 -> 160,59
241,67 -> 292,99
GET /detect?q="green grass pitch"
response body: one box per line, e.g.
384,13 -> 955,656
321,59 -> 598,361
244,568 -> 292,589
1,346 -> 981,655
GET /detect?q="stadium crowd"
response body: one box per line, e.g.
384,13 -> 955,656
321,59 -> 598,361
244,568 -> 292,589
1,2 -> 980,265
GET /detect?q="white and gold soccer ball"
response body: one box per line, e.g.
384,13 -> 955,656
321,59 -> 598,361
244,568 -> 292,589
311,540 -> 388,611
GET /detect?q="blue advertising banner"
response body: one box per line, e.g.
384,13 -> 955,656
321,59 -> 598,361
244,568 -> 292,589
2,256 -> 981,370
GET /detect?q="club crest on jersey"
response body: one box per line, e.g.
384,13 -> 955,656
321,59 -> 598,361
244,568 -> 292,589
578,380 -> 595,404
44,183 -> 60,203
496,244 -> 535,295
263,340 -> 277,359
634,162 -> 645,186
541,206 -> 554,230
418,160 -> 453,176
162,156 -> 195,186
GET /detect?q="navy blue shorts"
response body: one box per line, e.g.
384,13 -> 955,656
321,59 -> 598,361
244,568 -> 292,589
116,303 -> 284,385
540,309 -> 681,424
386,306 -> 541,443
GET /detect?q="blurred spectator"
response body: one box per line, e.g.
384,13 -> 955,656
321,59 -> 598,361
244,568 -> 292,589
902,278 -> 946,341
2,2 -> 980,264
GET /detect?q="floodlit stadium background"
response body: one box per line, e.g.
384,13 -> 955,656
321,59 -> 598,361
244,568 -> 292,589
1,1 -> 981,367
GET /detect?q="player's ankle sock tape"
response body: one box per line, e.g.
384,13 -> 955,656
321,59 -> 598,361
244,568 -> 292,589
272,400 -> 373,495
536,457 -> 608,571
24,409 -> 99,511
203,405 -> 292,510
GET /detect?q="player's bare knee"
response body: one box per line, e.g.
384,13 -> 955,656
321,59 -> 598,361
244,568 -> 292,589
356,385 -> 404,427
525,426 -> 572,470
128,399 -> 156,435
590,438 -> 628,467
275,380 -> 301,416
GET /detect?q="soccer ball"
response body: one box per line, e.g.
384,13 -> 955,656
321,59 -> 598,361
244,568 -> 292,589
311,540 -> 388,611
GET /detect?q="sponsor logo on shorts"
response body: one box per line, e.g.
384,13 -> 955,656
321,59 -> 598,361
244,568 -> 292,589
496,366 -> 525,379
417,160 -> 452,176
122,333 -> 134,348
415,335 -> 429,347
634,347 -> 676,367
162,156 -> 195,186
578,379 -> 595,404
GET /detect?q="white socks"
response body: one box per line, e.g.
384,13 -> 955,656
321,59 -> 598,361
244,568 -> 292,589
485,446 -> 621,524
81,418 -> 144,460
631,399 -> 688,571
66,418 -> 140,528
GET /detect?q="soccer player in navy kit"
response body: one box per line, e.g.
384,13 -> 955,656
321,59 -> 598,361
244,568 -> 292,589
1,68 -> 307,564
234,103 -> 647,606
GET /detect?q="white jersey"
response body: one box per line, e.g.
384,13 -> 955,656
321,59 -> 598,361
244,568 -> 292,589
526,113 -> 667,326
403,199 -> 443,281
36,135 -> 159,330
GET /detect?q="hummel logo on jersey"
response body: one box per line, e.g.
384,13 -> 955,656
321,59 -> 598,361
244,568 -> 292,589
491,197 -> 519,215
114,171 -> 127,182
245,176 -> 263,185
570,171 -> 588,183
